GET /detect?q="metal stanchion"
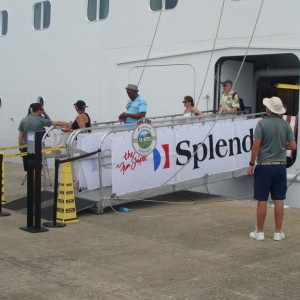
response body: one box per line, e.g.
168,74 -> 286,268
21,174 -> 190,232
0,153 -> 10,217
43,158 -> 66,228
20,132 -> 48,233
26,161 -> 34,227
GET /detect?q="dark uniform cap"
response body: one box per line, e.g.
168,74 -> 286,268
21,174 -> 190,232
74,100 -> 88,108
221,79 -> 233,85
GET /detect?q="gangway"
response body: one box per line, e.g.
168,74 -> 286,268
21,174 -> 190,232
41,112 -> 264,214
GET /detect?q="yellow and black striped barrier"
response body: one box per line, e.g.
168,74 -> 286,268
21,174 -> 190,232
0,153 -> 10,216
0,152 -> 5,204
4,152 -> 27,159
1,145 -> 67,159
0,144 -> 67,207
56,162 -> 78,224
0,145 -> 27,151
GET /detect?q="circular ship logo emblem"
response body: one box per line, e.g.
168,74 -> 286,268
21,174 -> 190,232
132,123 -> 157,156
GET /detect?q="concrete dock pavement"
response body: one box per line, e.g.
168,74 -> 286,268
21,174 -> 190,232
1,162 -> 300,299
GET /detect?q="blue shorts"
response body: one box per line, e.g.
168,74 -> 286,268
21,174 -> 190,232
253,165 -> 287,201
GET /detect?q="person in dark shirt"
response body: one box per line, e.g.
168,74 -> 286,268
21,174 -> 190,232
71,100 -> 91,131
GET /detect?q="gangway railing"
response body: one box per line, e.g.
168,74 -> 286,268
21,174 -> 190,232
62,112 -> 265,213
17,110 -> 300,214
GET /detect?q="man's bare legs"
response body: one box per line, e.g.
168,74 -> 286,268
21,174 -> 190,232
274,200 -> 284,233
256,201 -> 267,232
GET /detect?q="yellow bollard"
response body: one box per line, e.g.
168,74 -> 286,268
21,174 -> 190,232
1,152 -> 5,204
56,162 -> 78,224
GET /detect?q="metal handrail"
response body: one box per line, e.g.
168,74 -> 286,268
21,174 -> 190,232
59,111 -> 267,200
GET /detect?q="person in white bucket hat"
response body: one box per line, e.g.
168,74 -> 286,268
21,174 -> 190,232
263,96 -> 286,114
247,96 -> 296,241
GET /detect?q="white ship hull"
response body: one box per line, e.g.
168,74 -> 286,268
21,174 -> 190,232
1,0 -> 300,206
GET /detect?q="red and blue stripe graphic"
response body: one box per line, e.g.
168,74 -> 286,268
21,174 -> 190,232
153,144 -> 170,171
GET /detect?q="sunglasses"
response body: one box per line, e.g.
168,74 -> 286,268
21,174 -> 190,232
222,84 -> 231,87
182,100 -> 188,103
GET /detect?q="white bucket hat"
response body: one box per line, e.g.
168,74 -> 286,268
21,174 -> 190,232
263,97 -> 286,114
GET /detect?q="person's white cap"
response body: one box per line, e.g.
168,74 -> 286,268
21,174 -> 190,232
263,96 -> 286,114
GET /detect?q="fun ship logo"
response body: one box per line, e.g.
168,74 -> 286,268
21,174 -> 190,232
132,123 -> 170,171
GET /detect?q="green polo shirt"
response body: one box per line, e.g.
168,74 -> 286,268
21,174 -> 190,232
18,114 -> 52,144
254,114 -> 295,162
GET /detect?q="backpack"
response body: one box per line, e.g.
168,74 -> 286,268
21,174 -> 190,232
232,92 -> 245,112
239,98 -> 245,111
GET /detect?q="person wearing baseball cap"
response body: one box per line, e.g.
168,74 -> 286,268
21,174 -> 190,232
219,79 -> 240,113
118,84 -> 147,124
247,96 -> 296,241
71,100 -> 91,131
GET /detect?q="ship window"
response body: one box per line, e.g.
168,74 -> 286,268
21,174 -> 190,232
150,0 -> 178,11
0,10 -> 8,36
87,0 -> 109,21
33,1 -> 51,30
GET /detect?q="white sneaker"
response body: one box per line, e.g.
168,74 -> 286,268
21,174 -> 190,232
250,230 -> 265,241
274,232 -> 285,241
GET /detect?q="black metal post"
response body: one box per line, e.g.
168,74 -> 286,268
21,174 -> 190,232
43,158 -> 65,228
20,132 -> 48,233
26,163 -> 34,227
34,132 -> 43,229
0,153 -> 10,217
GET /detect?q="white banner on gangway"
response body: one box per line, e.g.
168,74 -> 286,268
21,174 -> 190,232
110,118 -> 259,195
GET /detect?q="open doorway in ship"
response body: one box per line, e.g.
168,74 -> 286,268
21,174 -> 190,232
215,53 -> 300,168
